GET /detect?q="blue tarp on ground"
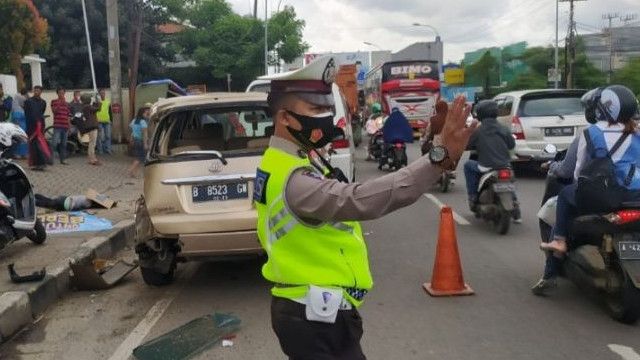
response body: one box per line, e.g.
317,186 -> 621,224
39,212 -> 113,234
382,110 -> 414,143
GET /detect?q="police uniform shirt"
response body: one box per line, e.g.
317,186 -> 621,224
269,136 -> 442,222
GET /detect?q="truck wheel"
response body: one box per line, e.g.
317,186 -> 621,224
27,218 -> 47,245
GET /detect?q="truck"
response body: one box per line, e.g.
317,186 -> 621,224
335,64 -> 363,146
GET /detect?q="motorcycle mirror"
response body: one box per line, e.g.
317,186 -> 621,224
543,144 -> 558,154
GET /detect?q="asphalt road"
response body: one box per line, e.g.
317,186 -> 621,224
2,143 -> 640,360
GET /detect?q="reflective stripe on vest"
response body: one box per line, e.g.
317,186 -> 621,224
268,205 -> 356,244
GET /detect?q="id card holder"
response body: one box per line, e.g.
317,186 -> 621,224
304,285 -> 343,324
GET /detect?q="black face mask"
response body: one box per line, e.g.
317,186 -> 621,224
285,110 -> 335,149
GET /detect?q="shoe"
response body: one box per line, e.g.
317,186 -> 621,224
61,161 -> 69,165
540,239 -> 567,254
531,278 -> 557,296
513,217 -> 523,224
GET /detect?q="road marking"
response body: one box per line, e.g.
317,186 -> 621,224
423,193 -> 470,226
609,344 -> 640,360
108,265 -> 198,360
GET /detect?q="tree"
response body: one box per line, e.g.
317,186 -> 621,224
0,0 -> 49,88
33,0 -> 176,89
464,51 -> 500,96
178,1 -> 309,90
612,57 -> 640,96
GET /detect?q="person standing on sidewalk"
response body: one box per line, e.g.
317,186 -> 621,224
0,84 -> 12,123
51,87 -> 70,165
127,106 -> 150,178
11,88 -> 29,159
96,88 -> 112,155
78,94 -> 101,166
24,86 -> 49,171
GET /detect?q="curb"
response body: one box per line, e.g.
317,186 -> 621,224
0,219 -> 135,342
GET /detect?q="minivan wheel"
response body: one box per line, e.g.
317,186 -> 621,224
140,264 -> 175,286
136,241 -> 178,286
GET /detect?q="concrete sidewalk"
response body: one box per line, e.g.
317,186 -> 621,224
0,153 -> 142,342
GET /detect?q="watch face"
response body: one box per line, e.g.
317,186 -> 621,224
430,146 -> 447,162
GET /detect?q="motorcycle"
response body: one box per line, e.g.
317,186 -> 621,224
378,141 -> 407,171
470,153 -> 517,235
539,144 -> 640,324
366,115 -> 385,161
377,109 -> 412,172
0,123 -> 47,249
45,112 -> 88,156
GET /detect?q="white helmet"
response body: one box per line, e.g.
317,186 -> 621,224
0,122 -> 28,148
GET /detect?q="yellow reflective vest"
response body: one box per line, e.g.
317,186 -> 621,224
97,99 -> 111,123
254,146 -> 373,307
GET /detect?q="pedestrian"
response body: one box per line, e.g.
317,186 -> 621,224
24,85 -> 50,171
127,105 -> 149,178
77,93 -> 101,166
255,56 -> 477,359
10,88 -> 29,159
51,87 -> 70,165
96,88 -> 112,155
0,83 -> 13,123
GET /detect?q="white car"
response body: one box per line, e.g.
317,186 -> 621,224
493,89 -> 588,164
246,80 -> 357,182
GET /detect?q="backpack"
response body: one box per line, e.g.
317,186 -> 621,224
575,127 -> 630,213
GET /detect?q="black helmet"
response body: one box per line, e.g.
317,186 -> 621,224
582,85 -> 639,124
474,100 -> 498,120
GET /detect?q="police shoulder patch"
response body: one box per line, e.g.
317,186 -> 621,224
300,167 -> 324,180
253,168 -> 270,204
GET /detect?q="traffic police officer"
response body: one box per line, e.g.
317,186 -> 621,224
254,56 -> 476,359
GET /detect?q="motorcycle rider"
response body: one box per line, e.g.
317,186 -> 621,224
464,100 -> 522,222
540,85 -> 640,255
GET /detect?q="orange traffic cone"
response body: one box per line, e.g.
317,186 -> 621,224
423,206 -> 474,296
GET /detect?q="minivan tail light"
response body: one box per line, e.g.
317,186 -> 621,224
498,169 -> 512,180
332,139 -> 350,149
512,116 -> 525,140
606,210 -> 640,225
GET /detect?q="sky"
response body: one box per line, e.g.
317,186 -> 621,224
227,0 -> 639,62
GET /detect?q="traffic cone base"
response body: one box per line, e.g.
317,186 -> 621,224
423,206 -> 475,297
422,282 -> 474,297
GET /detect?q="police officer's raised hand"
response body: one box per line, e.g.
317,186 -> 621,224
440,95 -> 477,163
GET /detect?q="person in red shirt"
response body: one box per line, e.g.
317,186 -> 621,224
51,87 -> 71,165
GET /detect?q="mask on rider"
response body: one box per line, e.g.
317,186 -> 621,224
285,110 -> 335,149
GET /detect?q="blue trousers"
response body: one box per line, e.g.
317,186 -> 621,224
11,111 -> 28,157
464,160 -> 482,198
97,122 -> 112,154
554,183 -> 578,239
52,127 -> 68,162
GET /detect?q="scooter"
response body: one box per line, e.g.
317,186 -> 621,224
471,161 -> 517,235
0,123 -> 47,249
378,141 -> 407,171
539,145 -> 640,324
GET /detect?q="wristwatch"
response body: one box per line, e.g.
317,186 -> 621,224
428,145 -> 456,171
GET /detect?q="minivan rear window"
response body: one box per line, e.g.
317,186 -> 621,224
151,105 -> 273,159
519,95 -> 584,117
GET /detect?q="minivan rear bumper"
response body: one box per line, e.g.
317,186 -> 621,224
179,230 -> 263,258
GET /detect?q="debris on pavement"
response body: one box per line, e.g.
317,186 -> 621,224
69,259 -> 138,290
221,339 -> 234,347
8,263 -> 46,283
132,313 -> 241,360
38,211 -> 113,234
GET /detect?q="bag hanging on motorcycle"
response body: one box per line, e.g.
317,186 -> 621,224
575,129 -> 629,213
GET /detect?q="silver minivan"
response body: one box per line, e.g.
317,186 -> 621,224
493,89 -> 587,164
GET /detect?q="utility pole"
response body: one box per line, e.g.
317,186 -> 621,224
554,0 -> 559,89
264,0 -> 269,75
603,13 -> 620,84
560,0 -> 586,89
106,0 -> 124,143
254,0 -> 258,19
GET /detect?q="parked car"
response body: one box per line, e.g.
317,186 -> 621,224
135,92 -> 271,285
246,80 -> 357,182
493,89 -> 587,166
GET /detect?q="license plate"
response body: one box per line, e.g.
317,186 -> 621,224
618,241 -> 640,260
544,127 -> 574,137
192,182 -> 249,203
493,183 -> 515,193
